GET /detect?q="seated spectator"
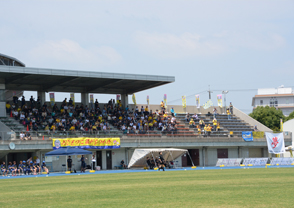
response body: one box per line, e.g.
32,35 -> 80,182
20,131 -> 25,140
42,161 -> 49,174
120,160 -> 127,169
13,110 -> 19,120
1,161 -> 8,176
13,161 -> 20,176
170,107 -> 175,117
185,113 -> 190,122
189,119 -> 195,128
254,125 -> 258,131
192,113 -> 198,121
207,124 -> 212,136
199,119 -> 205,129
24,131 -> 32,140
146,157 -> 154,169
8,162 -> 16,176
6,101 -> 11,114
217,122 -> 220,132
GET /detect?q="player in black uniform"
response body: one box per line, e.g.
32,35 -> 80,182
158,152 -> 165,171
67,156 -> 73,172
146,157 -> 152,169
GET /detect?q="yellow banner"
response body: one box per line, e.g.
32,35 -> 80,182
132,94 -> 136,105
252,131 -> 264,139
182,96 -> 186,108
52,137 -> 120,149
70,93 -> 75,106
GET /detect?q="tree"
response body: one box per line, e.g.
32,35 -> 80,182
286,110 -> 294,122
249,106 -> 285,131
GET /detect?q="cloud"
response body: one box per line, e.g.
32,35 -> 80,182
28,39 -> 122,69
134,31 -> 286,59
134,32 -> 226,58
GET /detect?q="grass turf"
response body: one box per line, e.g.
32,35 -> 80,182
0,168 -> 293,207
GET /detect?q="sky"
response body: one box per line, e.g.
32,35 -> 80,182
1,0 -> 293,114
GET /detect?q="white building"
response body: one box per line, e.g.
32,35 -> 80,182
252,87 -> 294,116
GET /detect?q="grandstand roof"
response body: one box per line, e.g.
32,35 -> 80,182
0,65 -> 175,94
0,53 -> 25,67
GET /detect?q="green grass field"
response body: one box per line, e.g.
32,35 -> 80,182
0,168 -> 293,207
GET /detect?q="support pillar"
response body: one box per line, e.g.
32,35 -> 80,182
202,147 -> 206,167
81,93 -> 89,107
37,91 -> 46,106
0,79 -> 6,117
238,146 -> 241,158
120,94 -> 128,108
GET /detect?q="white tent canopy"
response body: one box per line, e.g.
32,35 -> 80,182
128,148 -> 188,168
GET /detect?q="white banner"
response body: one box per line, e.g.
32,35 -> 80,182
242,158 -> 269,166
215,158 -> 242,167
266,132 -> 285,154
270,158 -> 294,166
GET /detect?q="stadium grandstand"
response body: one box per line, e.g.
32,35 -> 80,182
0,53 -> 292,175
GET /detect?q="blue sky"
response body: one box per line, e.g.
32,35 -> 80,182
1,0 -> 293,113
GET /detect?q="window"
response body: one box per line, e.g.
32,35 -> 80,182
270,97 -> 278,107
260,100 -> 263,105
286,99 -> 289,104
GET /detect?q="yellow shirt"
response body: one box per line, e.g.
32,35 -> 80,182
213,119 -> 217,126
69,126 -> 75,131
145,107 -> 148,112
6,104 -> 11,109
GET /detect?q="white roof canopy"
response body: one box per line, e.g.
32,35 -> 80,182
128,148 -> 187,168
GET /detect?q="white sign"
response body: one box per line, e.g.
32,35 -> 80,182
242,158 -> 269,166
266,132 -> 285,154
271,158 -> 294,166
215,158 -> 242,167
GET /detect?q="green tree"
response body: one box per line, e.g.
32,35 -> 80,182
249,106 -> 285,131
286,110 -> 294,121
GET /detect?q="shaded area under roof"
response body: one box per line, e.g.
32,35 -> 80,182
0,66 -> 175,94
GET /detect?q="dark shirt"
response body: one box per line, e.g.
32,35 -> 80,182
146,159 -> 151,165
67,158 -> 72,165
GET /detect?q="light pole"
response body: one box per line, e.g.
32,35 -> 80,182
222,90 -> 229,114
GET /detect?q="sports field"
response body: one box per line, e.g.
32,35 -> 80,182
0,168 -> 293,207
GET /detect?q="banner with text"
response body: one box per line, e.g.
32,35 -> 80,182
203,99 -> 213,109
90,94 -> 94,103
216,158 -> 242,167
242,131 -> 253,142
132,94 -> 136,105
270,157 -> 294,166
116,94 -> 121,103
70,93 -> 75,107
52,137 -> 121,150
217,94 -> 223,108
266,132 -> 285,154
182,96 -> 186,108
49,93 -> 55,107
243,158 -> 269,166
195,95 -> 200,108
163,94 -> 167,108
